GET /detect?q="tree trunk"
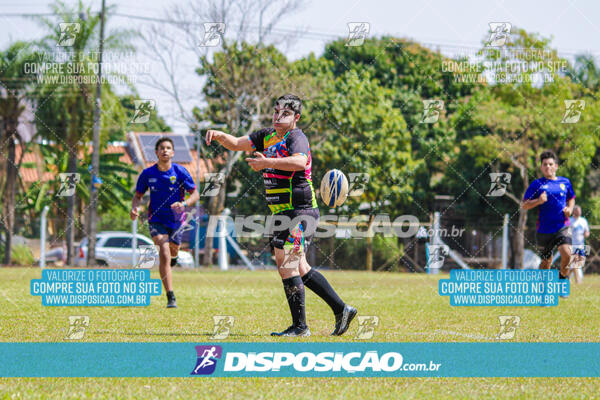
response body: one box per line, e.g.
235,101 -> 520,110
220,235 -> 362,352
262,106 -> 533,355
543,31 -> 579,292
511,208 -> 527,269
512,157 -> 529,270
3,125 -> 17,265
65,145 -> 78,266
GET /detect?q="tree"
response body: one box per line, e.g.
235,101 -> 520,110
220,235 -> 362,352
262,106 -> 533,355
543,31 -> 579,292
449,29 -> 600,268
193,42 -> 293,265
18,143 -> 138,241
137,0 -> 303,131
119,95 -> 172,135
566,54 -> 600,94
33,0 -> 135,264
305,70 -> 415,270
322,37 -> 481,216
0,42 -> 40,264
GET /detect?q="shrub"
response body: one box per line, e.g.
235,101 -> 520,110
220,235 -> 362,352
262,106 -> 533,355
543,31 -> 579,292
11,244 -> 35,266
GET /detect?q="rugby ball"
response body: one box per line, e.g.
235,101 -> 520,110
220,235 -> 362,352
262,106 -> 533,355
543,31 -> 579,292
320,169 -> 349,207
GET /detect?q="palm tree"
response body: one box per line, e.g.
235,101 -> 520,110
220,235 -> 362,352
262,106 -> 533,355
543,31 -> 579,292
0,42 -> 39,264
33,0 -> 135,264
18,142 -> 139,242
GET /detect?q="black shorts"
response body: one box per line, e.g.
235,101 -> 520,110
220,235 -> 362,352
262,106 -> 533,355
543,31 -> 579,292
149,222 -> 183,245
536,226 -> 571,260
267,208 -> 319,252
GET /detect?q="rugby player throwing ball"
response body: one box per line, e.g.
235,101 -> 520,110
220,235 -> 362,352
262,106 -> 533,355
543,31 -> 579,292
206,94 -> 357,337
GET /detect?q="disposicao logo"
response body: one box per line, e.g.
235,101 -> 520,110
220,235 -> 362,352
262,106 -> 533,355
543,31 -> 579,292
191,345 -> 222,375
223,351 -> 404,373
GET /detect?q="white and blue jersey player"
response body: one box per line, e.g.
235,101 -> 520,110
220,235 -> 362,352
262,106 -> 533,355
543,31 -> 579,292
131,137 -> 199,308
569,205 -> 590,283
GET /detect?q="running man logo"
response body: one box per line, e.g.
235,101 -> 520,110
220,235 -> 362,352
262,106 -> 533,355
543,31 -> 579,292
496,315 -> 520,340
211,315 -> 235,340
65,316 -> 89,340
57,23 -> 81,46
135,245 -> 158,269
420,100 -> 444,124
487,173 -> 511,197
199,23 -> 226,47
562,100 -> 585,123
57,173 -> 80,197
486,22 -> 511,47
202,173 -> 225,197
172,209 -> 198,238
427,244 -> 449,271
191,345 -> 223,375
355,315 -> 379,339
131,100 -> 155,124
346,22 -> 370,47
348,173 -> 370,197
281,247 -> 302,270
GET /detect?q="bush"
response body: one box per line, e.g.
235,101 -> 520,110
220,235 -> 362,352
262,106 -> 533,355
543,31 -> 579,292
11,244 -> 35,266
99,207 -> 133,232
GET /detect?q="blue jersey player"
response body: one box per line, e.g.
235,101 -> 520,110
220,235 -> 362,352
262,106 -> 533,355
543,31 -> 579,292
130,137 -> 199,308
522,150 -> 575,283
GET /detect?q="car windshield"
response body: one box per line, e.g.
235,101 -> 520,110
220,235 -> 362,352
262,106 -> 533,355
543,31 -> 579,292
104,237 -> 133,248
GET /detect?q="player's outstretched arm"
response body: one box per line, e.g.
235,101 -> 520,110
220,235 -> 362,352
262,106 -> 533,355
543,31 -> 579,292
245,152 -> 307,172
205,130 -> 253,152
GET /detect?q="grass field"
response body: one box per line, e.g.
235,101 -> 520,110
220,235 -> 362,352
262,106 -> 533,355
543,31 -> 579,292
1,267 -> 600,398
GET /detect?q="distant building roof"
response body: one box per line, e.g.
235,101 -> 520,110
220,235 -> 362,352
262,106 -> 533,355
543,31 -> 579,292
16,132 -> 214,186
129,131 -> 214,179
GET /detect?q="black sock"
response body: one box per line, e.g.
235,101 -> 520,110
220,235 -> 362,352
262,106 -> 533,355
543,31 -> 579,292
167,290 -> 175,299
170,257 -> 177,267
559,272 -> 568,280
301,269 -> 345,315
282,276 -> 306,329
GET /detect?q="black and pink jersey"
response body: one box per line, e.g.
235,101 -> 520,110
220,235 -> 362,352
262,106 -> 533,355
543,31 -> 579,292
248,128 -> 318,214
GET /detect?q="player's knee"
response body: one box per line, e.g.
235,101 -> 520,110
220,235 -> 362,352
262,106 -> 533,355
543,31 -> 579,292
152,235 -> 169,246
277,264 -> 298,278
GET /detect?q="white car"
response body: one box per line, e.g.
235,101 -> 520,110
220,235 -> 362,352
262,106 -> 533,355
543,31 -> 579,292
76,231 -> 194,268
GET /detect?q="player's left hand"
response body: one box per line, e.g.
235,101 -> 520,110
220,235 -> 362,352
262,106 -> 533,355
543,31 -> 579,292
171,201 -> 185,213
563,206 -> 573,217
245,152 -> 269,171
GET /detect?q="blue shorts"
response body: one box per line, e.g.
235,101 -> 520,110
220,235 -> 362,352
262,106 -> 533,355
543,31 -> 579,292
149,222 -> 183,245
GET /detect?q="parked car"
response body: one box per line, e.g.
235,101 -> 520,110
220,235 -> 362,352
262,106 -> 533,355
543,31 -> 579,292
76,231 -> 194,268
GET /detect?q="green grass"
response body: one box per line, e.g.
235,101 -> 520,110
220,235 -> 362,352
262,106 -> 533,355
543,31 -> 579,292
1,267 -> 600,398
